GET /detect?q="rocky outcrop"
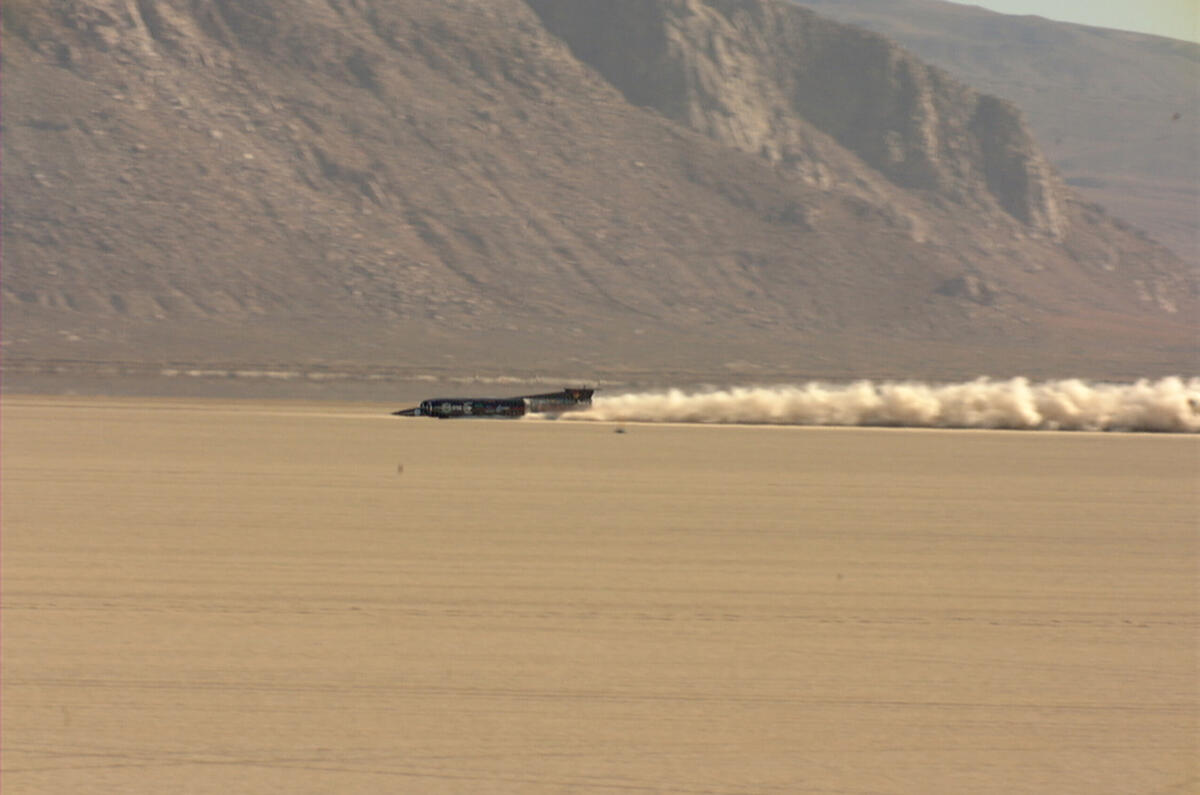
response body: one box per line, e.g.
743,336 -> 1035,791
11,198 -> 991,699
795,0 -> 1199,267
968,95 -> 1064,235
528,0 -> 1066,236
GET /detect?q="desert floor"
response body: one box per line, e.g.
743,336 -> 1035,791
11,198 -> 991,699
3,397 -> 1196,794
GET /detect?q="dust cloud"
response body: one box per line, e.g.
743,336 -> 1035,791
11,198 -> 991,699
567,377 -> 1200,432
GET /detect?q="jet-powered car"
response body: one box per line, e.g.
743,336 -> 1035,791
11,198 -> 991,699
392,388 -> 594,419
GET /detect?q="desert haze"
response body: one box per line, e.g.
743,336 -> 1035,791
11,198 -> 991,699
3,397 -> 1196,793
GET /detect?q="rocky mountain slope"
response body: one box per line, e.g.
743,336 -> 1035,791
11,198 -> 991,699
795,0 -> 1199,267
531,0 -> 1067,235
2,0 -> 1195,387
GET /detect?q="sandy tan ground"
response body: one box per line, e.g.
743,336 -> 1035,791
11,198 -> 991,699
3,397 -> 1196,794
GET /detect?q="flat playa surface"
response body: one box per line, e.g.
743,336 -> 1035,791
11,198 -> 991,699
3,397 -> 1196,794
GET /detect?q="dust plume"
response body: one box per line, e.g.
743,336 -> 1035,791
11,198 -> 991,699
566,377 -> 1200,432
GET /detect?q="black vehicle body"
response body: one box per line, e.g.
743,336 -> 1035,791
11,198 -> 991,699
393,388 -> 593,418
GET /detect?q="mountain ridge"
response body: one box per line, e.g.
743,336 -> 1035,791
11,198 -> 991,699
2,0 -> 1194,388
793,0 -> 1199,267
529,0 -> 1067,235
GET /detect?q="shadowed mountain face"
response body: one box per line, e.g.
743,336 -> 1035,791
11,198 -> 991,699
529,0 -> 1067,235
2,0 -> 1195,384
794,0 -> 1200,268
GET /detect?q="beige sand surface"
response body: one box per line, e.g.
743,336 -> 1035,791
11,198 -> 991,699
3,397 -> 1196,794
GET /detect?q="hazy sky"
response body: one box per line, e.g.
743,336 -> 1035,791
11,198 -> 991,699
954,0 -> 1198,42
